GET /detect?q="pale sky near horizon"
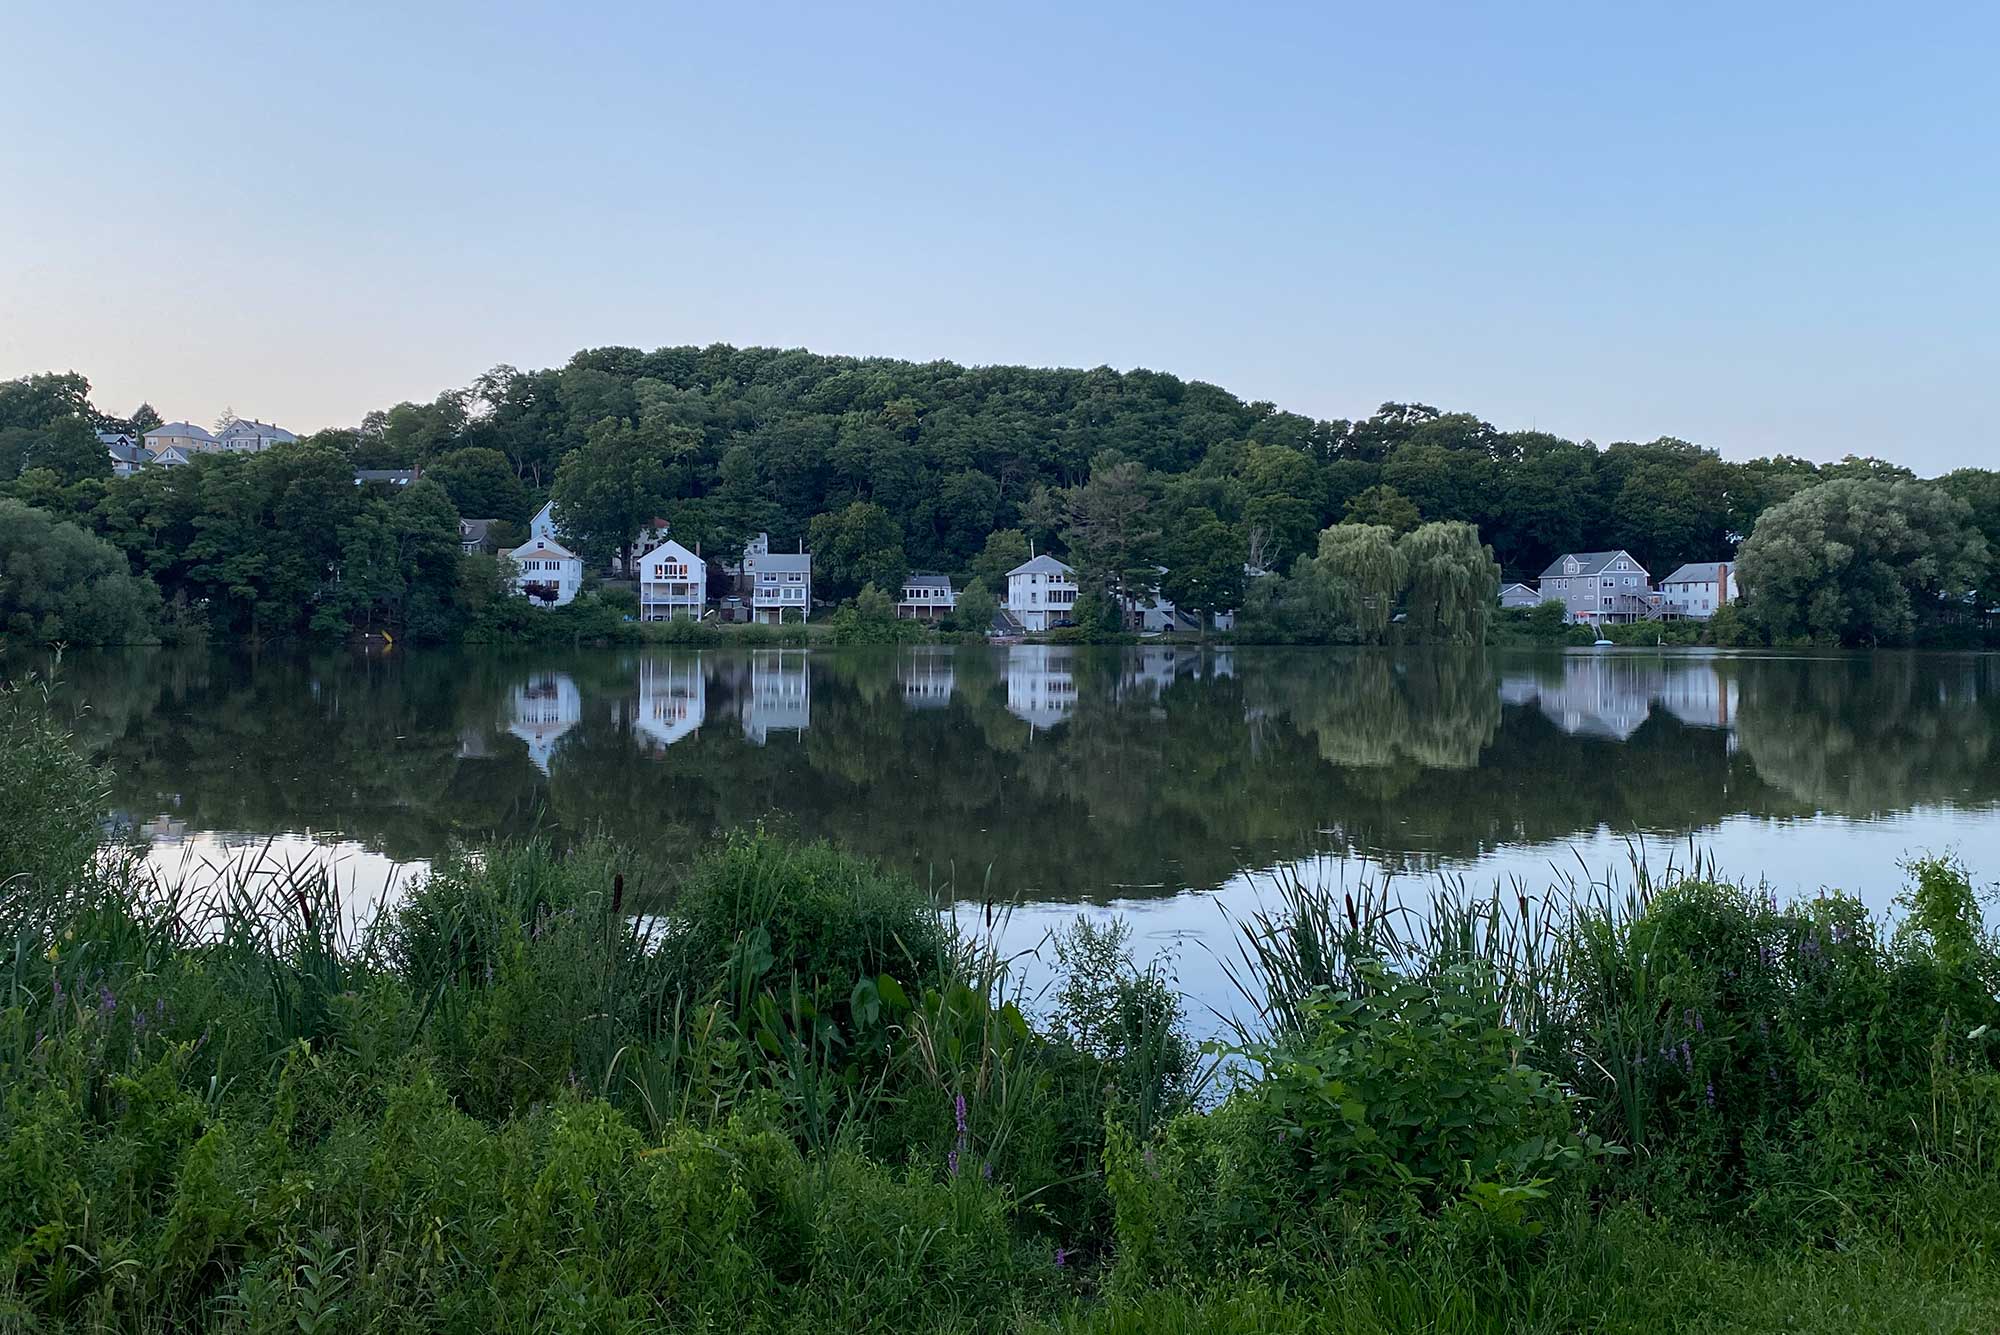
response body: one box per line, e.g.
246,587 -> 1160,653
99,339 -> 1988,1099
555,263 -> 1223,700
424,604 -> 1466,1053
3,2 -> 1995,469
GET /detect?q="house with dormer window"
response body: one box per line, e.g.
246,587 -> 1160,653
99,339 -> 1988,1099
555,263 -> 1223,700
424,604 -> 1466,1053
1535,550 -> 1660,624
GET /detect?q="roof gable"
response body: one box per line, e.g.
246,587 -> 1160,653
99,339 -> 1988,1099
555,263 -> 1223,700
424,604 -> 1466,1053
637,538 -> 703,568
1008,554 -> 1075,577
1537,550 -> 1648,580
1660,561 -> 1734,586
510,536 -> 579,561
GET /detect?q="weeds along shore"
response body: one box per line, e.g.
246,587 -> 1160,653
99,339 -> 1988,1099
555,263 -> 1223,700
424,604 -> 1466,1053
4,675 -> 1999,1333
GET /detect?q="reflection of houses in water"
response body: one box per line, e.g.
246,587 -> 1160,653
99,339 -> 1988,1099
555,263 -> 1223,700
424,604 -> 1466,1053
635,656 -> 706,750
141,814 -> 189,841
508,672 -> 581,773
741,650 -> 810,744
1006,644 -> 1078,729
1502,657 -> 1737,740
897,647 -> 957,710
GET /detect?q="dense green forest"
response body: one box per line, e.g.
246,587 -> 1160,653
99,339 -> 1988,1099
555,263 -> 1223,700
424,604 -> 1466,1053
6,350 -> 1999,644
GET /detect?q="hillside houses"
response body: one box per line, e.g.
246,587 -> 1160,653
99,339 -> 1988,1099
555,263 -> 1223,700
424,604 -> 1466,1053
1508,550 -> 1738,624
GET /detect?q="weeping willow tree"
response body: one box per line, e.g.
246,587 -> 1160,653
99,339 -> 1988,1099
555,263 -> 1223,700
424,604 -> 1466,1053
1398,521 -> 1500,645
1312,523 -> 1406,645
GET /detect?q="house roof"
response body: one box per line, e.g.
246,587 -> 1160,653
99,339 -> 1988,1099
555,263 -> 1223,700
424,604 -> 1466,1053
1538,550 -> 1647,580
637,538 -> 704,567
510,537 -> 579,561
1008,555 -> 1074,577
1659,562 -> 1734,586
903,571 -> 953,590
1500,582 -> 1536,595
146,422 -> 217,443
104,438 -> 149,464
459,518 -> 495,543
755,553 -> 811,574
354,469 -> 418,484
219,419 -> 296,441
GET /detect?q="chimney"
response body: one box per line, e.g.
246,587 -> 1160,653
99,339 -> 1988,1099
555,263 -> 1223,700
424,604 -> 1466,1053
1718,563 -> 1729,604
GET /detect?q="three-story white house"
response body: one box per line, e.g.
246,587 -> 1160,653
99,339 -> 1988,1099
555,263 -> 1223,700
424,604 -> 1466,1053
508,535 -> 583,607
1005,555 -> 1077,631
636,539 -> 707,621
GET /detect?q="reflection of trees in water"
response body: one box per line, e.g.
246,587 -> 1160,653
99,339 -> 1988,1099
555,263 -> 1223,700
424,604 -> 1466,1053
1733,655 -> 2000,814
1256,651 -> 1500,773
53,646 -> 2000,905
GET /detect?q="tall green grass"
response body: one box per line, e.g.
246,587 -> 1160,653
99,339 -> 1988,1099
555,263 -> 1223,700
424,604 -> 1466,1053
2,679 -> 1998,1331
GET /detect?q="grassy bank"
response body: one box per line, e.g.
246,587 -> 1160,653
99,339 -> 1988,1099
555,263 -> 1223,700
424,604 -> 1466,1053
3,678 -> 1999,1332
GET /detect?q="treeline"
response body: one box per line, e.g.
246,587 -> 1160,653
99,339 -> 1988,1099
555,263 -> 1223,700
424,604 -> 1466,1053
7,353 -> 2000,645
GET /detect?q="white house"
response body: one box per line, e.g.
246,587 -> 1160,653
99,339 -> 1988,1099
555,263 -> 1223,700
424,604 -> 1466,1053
100,432 -> 149,477
508,672 -> 580,773
216,419 -> 297,453
1005,555 -> 1077,632
1499,582 -> 1540,610
636,539 -> 707,621
896,572 -> 956,622
1657,562 -> 1738,620
144,422 -> 219,456
508,535 -> 583,607
634,656 -> 705,750
748,550 -> 811,623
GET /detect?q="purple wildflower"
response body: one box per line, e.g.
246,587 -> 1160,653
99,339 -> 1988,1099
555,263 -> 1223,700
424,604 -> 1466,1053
982,1161 -> 993,1182
1694,1012 -> 1704,1035
948,1148 -> 960,1178
97,986 -> 116,1016
50,974 -> 61,1006
1704,1081 -> 1716,1110
1680,1040 -> 1693,1074
954,1093 -> 968,1135
1054,1248 -> 1068,1268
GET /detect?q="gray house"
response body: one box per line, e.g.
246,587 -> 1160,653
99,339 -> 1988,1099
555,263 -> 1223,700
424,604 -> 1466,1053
1499,582 -> 1540,610
1536,550 -> 1659,625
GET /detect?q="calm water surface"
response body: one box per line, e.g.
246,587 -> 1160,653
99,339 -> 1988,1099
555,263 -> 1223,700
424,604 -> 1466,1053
32,644 -> 2000,1003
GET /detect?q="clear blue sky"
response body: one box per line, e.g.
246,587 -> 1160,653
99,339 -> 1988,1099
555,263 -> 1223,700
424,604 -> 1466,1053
4,1 -> 1994,469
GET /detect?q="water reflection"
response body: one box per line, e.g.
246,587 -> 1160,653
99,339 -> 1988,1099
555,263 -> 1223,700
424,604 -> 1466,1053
30,645 -> 2000,908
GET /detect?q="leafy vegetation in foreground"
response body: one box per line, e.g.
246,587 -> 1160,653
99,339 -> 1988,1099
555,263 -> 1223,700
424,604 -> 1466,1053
2,681 -> 1998,1331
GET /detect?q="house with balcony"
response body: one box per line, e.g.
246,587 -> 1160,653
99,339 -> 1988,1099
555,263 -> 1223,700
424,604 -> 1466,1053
507,672 -> 580,773
508,535 -> 582,607
1536,550 -> 1659,624
1004,555 -> 1077,632
896,572 -> 956,622
634,656 -> 705,750
1657,562 -> 1738,619
748,551 -> 812,623
636,538 -> 707,621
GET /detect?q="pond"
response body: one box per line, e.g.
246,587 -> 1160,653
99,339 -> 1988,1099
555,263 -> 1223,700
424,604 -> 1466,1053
30,644 -> 2000,1008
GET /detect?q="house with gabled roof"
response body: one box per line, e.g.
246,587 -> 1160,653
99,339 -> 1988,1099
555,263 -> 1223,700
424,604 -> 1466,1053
896,572 -> 956,622
508,535 -> 582,607
144,422 -> 219,456
100,432 -> 149,477
1536,550 -> 1661,625
217,419 -> 297,453
1004,554 -> 1077,632
1657,562 -> 1738,620
1499,582 -> 1540,610
636,538 -> 707,621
